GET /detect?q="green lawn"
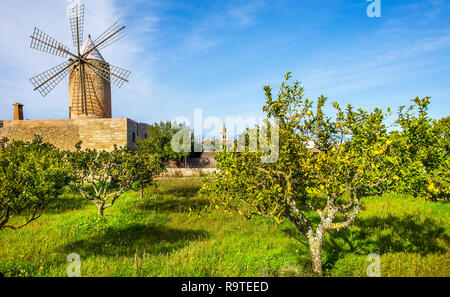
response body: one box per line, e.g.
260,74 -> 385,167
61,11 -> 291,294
0,178 -> 448,277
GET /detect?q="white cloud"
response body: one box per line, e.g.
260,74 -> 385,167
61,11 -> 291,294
175,1 -> 265,57
299,30 -> 450,99
229,1 -> 263,27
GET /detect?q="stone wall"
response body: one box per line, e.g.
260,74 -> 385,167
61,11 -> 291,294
0,118 -> 148,151
126,119 -> 149,151
166,152 -> 217,168
162,168 -> 216,177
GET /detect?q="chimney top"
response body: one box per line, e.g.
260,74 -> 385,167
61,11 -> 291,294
13,103 -> 24,120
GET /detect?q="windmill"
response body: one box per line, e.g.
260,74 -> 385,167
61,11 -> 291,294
29,3 -> 131,119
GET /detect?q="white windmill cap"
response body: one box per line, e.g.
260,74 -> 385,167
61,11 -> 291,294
81,36 -> 105,61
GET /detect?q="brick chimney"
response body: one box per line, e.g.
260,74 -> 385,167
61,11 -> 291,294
13,103 -> 24,120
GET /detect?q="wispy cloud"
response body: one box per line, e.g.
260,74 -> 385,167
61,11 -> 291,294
184,33 -> 218,52
229,1 -> 264,27
176,1 -> 265,56
302,35 -> 450,98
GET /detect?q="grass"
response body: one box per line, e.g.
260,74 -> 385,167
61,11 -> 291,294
0,178 -> 448,277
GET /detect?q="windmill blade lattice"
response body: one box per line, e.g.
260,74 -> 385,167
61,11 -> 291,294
93,21 -> 119,44
30,27 -> 70,58
29,61 -> 73,97
83,22 -> 125,57
93,21 -> 126,51
68,3 -> 85,51
85,61 -> 131,88
97,32 -> 126,51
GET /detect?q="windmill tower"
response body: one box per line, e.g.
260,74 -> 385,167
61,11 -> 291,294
69,36 -> 112,118
29,3 -> 130,119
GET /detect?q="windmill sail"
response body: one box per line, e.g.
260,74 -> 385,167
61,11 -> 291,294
68,3 -> 85,53
86,61 -> 130,88
83,23 -> 125,58
30,27 -> 71,58
93,21 -> 127,51
29,61 -> 72,97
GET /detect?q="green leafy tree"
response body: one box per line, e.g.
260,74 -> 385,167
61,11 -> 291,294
0,137 -> 72,230
70,146 -> 162,215
434,116 -> 450,154
133,147 -> 166,199
430,116 -> 450,200
137,121 -> 189,161
389,98 -> 449,200
201,73 -> 397,275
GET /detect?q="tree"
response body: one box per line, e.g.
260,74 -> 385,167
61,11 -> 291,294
0,136 -> 72,230
201,73 -> 398,275
133,147 -> 166,199
70,146 -> 161,215
430,116 -> 450,200
137,121 -> 189,161
434,116 -> 450,154
389,99 -> 449,200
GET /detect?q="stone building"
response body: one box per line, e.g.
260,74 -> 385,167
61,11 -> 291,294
0,104 -> 148,151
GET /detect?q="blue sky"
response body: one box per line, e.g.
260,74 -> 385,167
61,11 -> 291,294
0,0 -> 449,136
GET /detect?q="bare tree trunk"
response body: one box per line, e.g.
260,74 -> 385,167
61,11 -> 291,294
140,187 -> 144,199
0,207 -> 10,229
308,232 -> 324,276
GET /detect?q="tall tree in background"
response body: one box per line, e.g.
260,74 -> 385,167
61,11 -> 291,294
137,121 -> 190,162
